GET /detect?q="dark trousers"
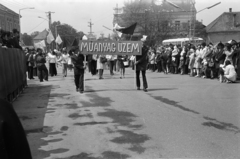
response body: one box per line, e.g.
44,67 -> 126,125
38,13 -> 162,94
109,61 -> 114,75
74,71 -> 84,91
49,63 -> 57,76
161,61 -> 167,73
28,66 -> 33,79
91,60 -> 97,75
136,70 -> 148,89
99,69 -> 104,79
157,61 -> 162,72
37,64 -> 48,81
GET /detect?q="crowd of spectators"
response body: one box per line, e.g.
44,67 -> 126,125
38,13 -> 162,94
141,40 -> 240,83
0,28 -> 22,50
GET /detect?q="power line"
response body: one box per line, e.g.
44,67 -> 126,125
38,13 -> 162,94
27,20 -> 46,34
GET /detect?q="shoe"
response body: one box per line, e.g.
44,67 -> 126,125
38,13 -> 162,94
120,77 -> 122,79
137,87 -> 140,90
44,79 -> 48,81
40,80 -> 43,82
202,76 -> 206,78
143,88 -> 148,92
76,88 -> 79,92
80,91 -> 83,94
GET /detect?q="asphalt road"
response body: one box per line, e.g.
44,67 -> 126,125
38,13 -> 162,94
13,66 -> 240,159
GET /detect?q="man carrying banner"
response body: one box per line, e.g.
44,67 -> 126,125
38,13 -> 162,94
135,35 -> 149,92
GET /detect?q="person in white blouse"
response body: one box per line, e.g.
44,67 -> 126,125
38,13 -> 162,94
57,49 -> 69,77
48,50 -> 57,77
219,60 -> 237,83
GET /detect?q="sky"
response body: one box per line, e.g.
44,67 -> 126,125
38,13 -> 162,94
1,0 -> 239,38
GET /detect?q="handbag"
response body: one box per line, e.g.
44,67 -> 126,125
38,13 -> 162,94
100,56 -> 107,63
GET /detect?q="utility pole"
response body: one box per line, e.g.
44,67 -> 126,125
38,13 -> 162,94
46,11 -> 55,50
88,19 -> 94,34
46,11 -> 55,29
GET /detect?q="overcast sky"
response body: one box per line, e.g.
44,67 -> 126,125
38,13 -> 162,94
1,0 -> 239,38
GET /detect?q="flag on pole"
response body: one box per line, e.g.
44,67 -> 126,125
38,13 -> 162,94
47,30 -> 55,44
116,22 -> 137,35
113,23 -> 123,37
55,34 -> 63,45
34,40 -> 46,50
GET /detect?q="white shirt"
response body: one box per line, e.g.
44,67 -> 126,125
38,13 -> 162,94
48,53 -> 57,63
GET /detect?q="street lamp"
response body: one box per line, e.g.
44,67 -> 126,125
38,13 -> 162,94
191,2 -> 221,42
19,7 -> 34,40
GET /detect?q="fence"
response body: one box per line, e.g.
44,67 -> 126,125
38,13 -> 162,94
0,48 -> 27,102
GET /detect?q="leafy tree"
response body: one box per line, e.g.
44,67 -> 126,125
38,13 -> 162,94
22,33 -> 33,46
50,21 -> 85,48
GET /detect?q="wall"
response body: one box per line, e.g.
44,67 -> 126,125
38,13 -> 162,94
0,48 -> 27,102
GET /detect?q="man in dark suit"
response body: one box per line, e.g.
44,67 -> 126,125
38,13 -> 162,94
135,35 -> 149,92
71,49 -> 85,93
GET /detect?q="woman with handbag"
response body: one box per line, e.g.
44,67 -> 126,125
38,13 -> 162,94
97,54 -> 107,79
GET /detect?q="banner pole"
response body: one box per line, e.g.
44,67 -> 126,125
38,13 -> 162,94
84,54 -> 86,92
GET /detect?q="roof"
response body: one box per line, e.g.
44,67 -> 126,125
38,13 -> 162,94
0,3 -> 19,16
206,12 -> 240,33
33,29 -> 49,40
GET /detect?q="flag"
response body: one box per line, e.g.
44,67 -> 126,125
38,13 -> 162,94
34,40 -> 46,50
113,23 -> 123,37
71,38 -> 78,47
47,30 -> 55,44
116,22 -> 137,35
55,34 -> 63,45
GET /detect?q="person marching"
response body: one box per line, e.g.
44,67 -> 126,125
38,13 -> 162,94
36,48 -> 48,82
71,49 -> 85,93
135,35 -> 149,92
58,48 -> 69,77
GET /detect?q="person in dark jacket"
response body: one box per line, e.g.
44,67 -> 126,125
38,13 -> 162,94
36,48 -> 48,82
135,36 -> 149,92
214,42 -> 226,79
11,29 -> 22,50
71,49 -> 85,93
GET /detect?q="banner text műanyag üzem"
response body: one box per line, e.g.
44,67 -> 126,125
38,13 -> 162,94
79,40 -> 142,55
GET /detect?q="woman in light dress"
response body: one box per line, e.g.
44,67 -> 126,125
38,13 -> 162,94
97,54 -> 107,79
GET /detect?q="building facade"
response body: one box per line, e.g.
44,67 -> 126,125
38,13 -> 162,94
206,8 -> 240,44
113,0 -> 200,42
0,3 -> 20,31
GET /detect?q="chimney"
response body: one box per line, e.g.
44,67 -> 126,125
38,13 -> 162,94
229,8 -> 232,12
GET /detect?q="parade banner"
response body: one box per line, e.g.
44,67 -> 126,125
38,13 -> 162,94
79,40 -> 142,55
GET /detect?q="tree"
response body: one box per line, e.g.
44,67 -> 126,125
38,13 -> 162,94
119,0 -> 174,46
30,31 -> 39,39
22,33 -> 33,46
50,21 -> 85,48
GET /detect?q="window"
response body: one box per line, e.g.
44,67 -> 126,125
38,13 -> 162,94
175,21 -> 180,31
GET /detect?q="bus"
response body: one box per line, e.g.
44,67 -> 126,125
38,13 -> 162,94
162,37 -> 204,46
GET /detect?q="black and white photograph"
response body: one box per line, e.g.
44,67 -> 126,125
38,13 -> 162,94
0,0 -> 240,158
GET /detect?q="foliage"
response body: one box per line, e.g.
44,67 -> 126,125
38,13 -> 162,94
50,21 -> 85,48
22,33 -> 33,46
118,1 -> 206,46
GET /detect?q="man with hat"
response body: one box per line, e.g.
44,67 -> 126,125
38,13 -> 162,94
135,35 -> 149,92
